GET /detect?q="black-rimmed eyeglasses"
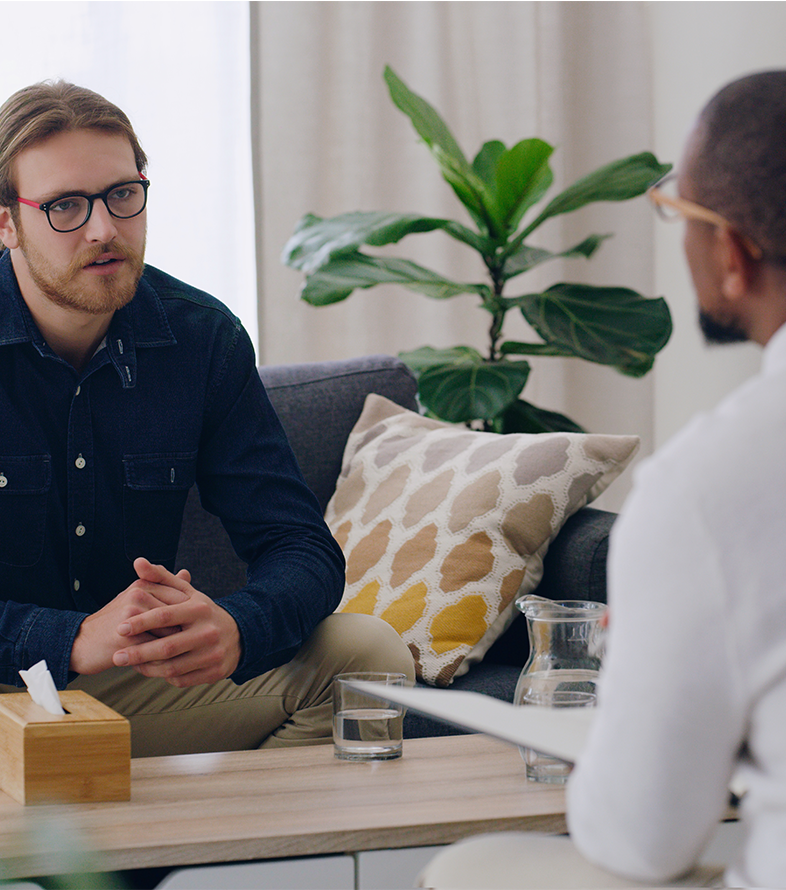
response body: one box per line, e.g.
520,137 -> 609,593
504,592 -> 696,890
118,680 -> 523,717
17,176 -> 150,233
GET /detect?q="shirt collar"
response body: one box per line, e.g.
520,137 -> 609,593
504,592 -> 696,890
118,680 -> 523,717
762,320 -> 786,375
0,250 -> 34,347
0,249 -> 176,388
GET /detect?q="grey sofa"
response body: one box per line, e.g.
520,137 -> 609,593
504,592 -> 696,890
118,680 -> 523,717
175,354 -> 616,738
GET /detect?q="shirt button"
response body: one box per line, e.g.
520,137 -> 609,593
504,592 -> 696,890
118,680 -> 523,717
0,474 -> 6,488
75,524 -> 86,537
73,579 -> 80,592
75,455 -> 86,470
75,385 -> 81,396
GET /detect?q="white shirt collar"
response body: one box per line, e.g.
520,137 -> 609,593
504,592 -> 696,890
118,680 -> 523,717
762,322 -> 786,374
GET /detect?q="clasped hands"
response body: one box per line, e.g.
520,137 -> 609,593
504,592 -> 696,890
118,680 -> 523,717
70,557 -> 241,687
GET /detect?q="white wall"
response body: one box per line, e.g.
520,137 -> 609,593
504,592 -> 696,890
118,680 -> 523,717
648,1 -> 786,446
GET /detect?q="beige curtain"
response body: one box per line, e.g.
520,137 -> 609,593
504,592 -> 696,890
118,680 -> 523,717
250,1 -> 655,509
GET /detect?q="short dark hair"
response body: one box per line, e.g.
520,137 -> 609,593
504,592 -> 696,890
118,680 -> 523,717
0,80 -> 147,210
691,70 -> 786,261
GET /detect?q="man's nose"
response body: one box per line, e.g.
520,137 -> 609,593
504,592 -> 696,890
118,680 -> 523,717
83,199 -> 118,243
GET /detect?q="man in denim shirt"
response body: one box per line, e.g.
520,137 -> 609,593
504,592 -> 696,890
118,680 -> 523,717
0,81 -> 414,756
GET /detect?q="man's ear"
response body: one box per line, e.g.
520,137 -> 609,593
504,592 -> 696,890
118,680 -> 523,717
0,206 -> 20,250
717,226 -> 759,301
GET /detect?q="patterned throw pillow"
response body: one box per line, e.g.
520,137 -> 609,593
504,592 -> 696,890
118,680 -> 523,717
327,395 -> 638,686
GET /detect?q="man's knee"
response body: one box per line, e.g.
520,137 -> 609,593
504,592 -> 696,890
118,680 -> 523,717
312,612 -> 415,682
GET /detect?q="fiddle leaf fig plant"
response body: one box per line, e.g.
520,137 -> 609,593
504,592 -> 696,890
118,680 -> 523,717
283,66 -> 673,433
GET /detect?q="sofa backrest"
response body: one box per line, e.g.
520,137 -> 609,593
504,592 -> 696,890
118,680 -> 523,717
175,355 -> 418,599
259,355 -> 419,513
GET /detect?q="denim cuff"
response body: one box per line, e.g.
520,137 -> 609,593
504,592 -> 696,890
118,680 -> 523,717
17,607 -> 89,690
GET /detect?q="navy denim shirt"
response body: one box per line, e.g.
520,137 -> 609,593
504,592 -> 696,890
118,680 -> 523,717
0,251 -> 345,688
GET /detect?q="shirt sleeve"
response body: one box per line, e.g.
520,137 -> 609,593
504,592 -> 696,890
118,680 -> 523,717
566,458 -> 747,883
190,322 -> 346,683
0,601 -> 87,689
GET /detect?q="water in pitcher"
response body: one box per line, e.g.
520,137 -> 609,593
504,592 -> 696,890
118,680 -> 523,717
517,669 -> 598,783
518,668 -> 600,702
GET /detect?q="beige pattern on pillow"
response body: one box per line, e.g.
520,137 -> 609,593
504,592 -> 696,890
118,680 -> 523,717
328,395 -> 638,686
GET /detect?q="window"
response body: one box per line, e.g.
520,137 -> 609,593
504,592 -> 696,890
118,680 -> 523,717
0,1 -> 257,350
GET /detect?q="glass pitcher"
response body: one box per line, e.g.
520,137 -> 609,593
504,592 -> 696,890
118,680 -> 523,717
513,595 -> 607,783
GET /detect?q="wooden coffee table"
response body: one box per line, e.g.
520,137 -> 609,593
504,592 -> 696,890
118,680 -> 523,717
0,734 -> 567,879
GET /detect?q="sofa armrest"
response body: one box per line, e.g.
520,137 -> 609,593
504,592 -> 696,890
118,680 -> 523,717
483,506 -> 617,667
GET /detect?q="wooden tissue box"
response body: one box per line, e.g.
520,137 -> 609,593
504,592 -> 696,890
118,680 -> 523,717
0,690 -> 130,804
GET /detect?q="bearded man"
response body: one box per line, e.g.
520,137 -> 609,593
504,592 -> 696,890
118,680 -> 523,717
0,81 -> 414,757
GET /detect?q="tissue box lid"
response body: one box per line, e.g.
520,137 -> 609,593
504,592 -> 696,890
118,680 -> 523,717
0,690 -> 127,726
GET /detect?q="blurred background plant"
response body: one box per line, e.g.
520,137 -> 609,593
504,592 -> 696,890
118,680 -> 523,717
283,67 -> 673,433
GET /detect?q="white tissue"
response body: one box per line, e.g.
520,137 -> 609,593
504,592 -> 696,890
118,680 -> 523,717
19,660 -> 66,715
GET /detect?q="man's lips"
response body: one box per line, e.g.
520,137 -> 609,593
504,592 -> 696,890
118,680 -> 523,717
83,253 -> 126,274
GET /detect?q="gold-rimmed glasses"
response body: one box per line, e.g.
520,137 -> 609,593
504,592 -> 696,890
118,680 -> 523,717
647,174 -> 763,260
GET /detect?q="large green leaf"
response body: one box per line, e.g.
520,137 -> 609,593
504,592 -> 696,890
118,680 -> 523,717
515,153 -> 672,244
472,141 -> 506,187
282,211 -> 487,275
501,399 -> 586,434
404,351 -> 531,424
513,282 -> 673,376
502,233 -> 611,280
300,252 -> 491,306
398,345 -> 484,372
493,138 -> 554,232
498,340 -> 575,358
384,66 -> 470,170
384,67 -> 497,235
469,139 -> 554,238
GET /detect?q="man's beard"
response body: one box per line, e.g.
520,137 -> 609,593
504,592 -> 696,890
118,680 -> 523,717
698,309 -> 748,345
16,227 -> 145,315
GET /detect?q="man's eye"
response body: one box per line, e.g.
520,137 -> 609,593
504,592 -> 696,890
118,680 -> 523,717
49,198 -> 80,214
110,188 -> 133,202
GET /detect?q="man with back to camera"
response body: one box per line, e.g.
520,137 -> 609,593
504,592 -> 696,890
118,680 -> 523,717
418,70 -> 786,889
0,80 -> 414,757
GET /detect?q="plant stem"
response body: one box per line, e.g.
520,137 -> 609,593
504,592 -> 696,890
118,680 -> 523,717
487,264 -> 506,362
489,311 -> 505,361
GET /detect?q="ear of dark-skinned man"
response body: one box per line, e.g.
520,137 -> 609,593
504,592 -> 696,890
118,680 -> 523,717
717,226 -> 759,302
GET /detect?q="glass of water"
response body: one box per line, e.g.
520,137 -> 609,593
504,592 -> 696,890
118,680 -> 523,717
332,672 -> 407,761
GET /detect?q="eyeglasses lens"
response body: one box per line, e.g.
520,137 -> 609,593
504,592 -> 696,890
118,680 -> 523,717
47,182 -> 148,232
652,178 -> 681,221
106,182 -> 147,219
47,197 -> 90,232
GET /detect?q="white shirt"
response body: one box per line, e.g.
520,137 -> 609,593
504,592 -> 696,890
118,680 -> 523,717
567,323 -> 786,889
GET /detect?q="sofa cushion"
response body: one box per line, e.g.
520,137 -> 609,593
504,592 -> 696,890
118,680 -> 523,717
328,395 -> 638,687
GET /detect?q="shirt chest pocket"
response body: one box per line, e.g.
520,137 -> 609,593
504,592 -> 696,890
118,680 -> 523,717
123,453 -> 197,563
0,455 -> 51,567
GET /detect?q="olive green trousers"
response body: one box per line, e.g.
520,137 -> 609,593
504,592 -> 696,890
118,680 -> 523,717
5,613 -> 415,758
